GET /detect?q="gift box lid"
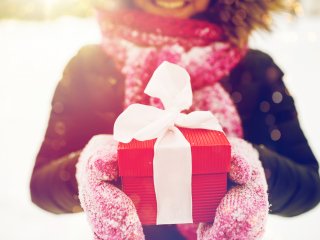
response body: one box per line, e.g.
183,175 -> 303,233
118,127 -> 230,177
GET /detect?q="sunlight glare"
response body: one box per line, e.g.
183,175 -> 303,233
44,0 -> 60,15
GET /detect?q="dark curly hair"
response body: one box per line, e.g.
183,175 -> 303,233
193,0 -> 293,46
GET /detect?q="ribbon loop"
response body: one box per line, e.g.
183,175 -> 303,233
145,61 -> 193,111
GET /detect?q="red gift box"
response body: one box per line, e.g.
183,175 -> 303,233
118,127 -> 231,225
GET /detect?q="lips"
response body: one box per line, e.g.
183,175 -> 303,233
152,0 -> 190,9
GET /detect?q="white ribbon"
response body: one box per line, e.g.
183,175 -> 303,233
114,61 -> 222,224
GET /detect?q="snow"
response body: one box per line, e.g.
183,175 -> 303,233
0,16 -> 319,239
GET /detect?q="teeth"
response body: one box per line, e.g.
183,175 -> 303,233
154,0 -> 187,9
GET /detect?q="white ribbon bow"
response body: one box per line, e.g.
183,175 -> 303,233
114,61 -> 222,224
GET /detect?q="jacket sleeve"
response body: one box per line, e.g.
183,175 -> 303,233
227,49 -> 320,216
30,45 -> 124,214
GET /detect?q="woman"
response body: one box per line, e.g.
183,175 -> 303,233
30,0 -> 320,239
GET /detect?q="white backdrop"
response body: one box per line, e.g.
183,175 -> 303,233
0,15 -> 319,239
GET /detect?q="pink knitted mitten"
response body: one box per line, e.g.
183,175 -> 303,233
76,135 -> 145,240
197,137 -> 269,240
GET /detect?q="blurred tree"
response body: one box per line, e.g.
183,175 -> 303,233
0,0 -> 96,19
302,0 -> 320,15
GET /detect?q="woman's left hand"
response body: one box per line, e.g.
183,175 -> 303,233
196,138 -> 269,240
178,138 -> 269,240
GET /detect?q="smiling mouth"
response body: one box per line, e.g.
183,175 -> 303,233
152,0 -> 191,9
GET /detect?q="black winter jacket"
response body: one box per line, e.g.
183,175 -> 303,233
30,45 -> 320,239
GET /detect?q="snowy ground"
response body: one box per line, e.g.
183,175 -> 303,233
0,16 -> 319,240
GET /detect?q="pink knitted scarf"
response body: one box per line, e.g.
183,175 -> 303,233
97,9 -> 245,137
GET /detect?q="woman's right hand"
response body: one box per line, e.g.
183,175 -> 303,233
76,135 -> 145,240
